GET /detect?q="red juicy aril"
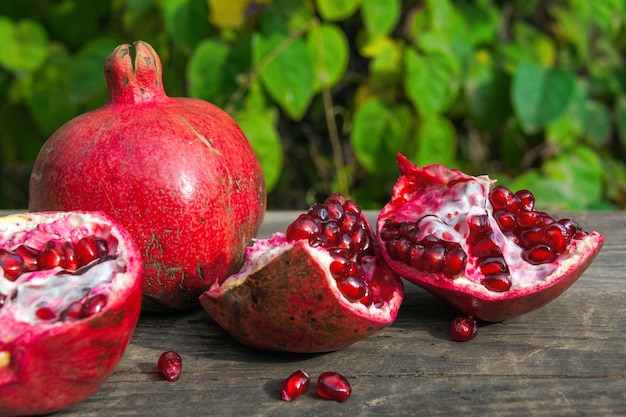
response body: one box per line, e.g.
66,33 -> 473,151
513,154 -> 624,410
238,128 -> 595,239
0,211 -> 142,417
28,40 -> 266,311
200,194 -> 403,353
376,154 -> 604,322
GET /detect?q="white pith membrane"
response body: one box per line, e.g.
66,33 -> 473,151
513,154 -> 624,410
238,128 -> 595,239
0,213 -> 127,325
382,169 -> 602,297
215,232 -> 398,320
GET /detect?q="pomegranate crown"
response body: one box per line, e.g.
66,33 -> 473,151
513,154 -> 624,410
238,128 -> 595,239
104,41 -> 167,105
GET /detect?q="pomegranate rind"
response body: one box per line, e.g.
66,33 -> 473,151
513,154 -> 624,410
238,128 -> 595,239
28,41 -> 266,311
0,211 -> 143,417
199,234 -> 403,353
377,154 -> 605,322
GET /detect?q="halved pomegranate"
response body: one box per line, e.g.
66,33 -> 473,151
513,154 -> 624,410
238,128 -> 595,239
0,211 -> 142,417
200,194 -> 404,353
376,154 -> 604,322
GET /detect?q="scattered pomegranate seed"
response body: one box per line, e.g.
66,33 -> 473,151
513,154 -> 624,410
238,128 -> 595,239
280,370 -> 311,401
316,371 -> 352,402
449,316 -> 478,342
157,351 -> 183,382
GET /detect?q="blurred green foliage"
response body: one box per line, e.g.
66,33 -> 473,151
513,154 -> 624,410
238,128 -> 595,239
1,0 -> 626,210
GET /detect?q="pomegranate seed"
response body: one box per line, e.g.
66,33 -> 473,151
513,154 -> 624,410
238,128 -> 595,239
316,371 -> 351,402
408,244 -> 426,269
280,370 -> 311,401
38,241 -> 65,270
321,221 -> 340,244
285,214 -> 321,243
423,244 -> 446,274
442,245 -> 467,278
62,242 -> 80,270
309,203 -> 330,221
60,301 -> 84,321
467,214 -> 490,234
336,276 -> 367,302
344,199 -> 361,215
14,245 -> 38,272
449,316 -> 478,342
558,218 -> 581,236
469,235 -> 500,258
35,307 -> 56,320
481,274 -> 512,292
340,211 -> 359,233
520,227 -> 544,248
0,250 -> 24,281
544,222 -> 571,253
325,193 -> 345,205
493,210 -> 516,232
517,210 -> 551,229
80,294 -> 108,318
368,270 -> 398,303
157,351 -> 182,382
489,185 -> 520,212
479,257 -> 508,275
325,200 -> 344,221
75,236 -> 109,265
515,189 -> 535,211
523,244 -> 558,265
329,258 -> 351,278
359,286 -> 373,306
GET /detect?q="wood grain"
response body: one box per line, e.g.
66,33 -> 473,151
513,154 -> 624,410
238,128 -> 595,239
1,210 -> 624,416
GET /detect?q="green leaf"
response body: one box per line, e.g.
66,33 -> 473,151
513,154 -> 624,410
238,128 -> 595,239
615,95 -> 626,152
43,0 -> 110,49
411,115 -> 457,167
464,51 -> 512,132
584,100 -> 612,146
315,0 -> 360,22
187,39 -> 230,104
543,147 -> 604,209
25,45 -> 77,136
511,61 -> 575,134
0,17 -> 48,74
405,48 -> 460,116
361,0 -> 401,39
0,103 -> 45,163
261,0 -> 312,35
306,23 -> 349,91
236,108 -> 283,192
161,0 -> 209,51
368,37 -> 404,90
71,37 -> 124,108
351,98 -> 411,174
253,33 -> 315,121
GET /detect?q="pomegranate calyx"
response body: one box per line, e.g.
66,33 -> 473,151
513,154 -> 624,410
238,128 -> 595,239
105,41 -> 166,105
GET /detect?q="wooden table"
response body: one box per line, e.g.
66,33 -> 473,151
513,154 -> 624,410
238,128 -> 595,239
1,210 -> 625,416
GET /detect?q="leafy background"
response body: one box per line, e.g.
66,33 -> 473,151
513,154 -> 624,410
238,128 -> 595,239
1,0 -> 625,211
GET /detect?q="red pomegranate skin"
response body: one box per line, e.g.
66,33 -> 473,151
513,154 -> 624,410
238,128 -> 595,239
29,41 -> 266,310
0,211 -> 143,416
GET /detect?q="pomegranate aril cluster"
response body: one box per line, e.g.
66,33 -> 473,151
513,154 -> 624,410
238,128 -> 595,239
489,186 -> 585,265
285,194 -> 381,307
379,220 -> 467,279
0,235 -> 112,322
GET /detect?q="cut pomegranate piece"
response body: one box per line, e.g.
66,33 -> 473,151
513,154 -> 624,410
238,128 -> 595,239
280,370 -> 311,401
200,194 -> 403,353
376,154 -> 604,322
316,371 -> 352,402
0,211 -> 143,416
157,351 -> 183,382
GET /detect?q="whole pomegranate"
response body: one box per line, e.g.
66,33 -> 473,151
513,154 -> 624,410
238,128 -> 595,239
0,211 -> 142,416
376,154 -> 604,322
29,41 -> 266,311
200,194 -> 404,353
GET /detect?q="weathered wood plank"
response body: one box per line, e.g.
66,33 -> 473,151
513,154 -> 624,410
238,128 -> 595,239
1,210 -> 625,415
